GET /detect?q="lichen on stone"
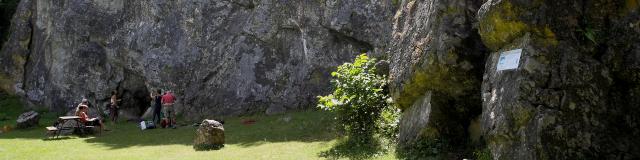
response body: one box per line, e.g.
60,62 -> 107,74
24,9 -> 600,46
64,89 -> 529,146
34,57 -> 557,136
626,0 -> 639,13
395,61 -> 478,110
479,1 -> 528,50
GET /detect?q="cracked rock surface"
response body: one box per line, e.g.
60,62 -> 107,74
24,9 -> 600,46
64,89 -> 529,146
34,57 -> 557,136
0,0 -> 395,119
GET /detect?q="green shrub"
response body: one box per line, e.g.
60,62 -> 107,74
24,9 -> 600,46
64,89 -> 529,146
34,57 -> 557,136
379,106 -> 401,141
473,148 -> 492,160
317,54 -> 392,144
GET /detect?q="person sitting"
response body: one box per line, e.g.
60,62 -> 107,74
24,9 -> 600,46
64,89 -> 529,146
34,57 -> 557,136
75,102 -> 106,133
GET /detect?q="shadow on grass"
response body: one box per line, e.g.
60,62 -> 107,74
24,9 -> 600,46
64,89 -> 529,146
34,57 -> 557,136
319,137 -> 388,160
2,110 -> 339,150
42,137 -> 75,141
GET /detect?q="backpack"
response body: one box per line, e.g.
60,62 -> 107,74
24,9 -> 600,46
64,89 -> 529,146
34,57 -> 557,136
140,121 -> 156,130
146,121 -> 156,129
160,119 -> 168,128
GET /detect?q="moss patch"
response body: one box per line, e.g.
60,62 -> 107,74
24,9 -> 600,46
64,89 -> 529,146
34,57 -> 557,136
514,107 -> 534,129
0,73 -> 14,93
479,1 -> 528,50
626,0 -> 639,13
395,61 -> 479,110
533,26 -> 559,47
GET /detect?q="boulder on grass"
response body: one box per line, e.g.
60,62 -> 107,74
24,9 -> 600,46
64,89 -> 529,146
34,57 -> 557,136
194,119 -> 224,150
16,111 -> 39,129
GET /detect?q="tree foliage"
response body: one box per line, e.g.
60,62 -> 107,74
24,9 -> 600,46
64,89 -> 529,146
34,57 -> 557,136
318,54 -> 393,144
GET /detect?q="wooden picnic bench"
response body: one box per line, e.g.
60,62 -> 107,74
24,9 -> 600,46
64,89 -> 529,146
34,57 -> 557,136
45,116 -> 97,139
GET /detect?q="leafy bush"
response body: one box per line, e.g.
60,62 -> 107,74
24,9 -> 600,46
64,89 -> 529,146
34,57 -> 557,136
318,54 -> 392,144
473,148 -> 493,160
379,106 -> 401,141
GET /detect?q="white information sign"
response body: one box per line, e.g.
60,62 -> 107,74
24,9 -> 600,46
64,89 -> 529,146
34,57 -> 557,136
496,49 -> 522,71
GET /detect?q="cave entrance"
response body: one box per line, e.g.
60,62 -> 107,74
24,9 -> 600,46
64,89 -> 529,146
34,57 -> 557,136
116,71 -> 151,119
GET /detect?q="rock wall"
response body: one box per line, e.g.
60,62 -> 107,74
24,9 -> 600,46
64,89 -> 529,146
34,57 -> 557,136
478,0 -> 640,159
0,0 -> 396,119
389,0 -> 487,153
390,0 -> 640,159
2,0 -> 639,159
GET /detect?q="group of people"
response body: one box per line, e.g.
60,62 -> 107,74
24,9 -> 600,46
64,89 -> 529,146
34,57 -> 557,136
151,89 -> 177,129
73,89 -> 177,133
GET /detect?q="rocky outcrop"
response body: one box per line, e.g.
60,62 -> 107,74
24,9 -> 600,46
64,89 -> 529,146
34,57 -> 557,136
388,0 -> 640,159
0,0 -> 396,118
389,0 -> 487,154
16,110 -> 39,129
390,0 -> 640,159
194,119 -> 224,150
478,0 -> 640,159
2,0 -> 639,159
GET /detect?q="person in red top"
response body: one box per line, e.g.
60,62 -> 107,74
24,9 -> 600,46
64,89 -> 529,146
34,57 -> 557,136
161,91 -> 177,129
75,99 -> 105,132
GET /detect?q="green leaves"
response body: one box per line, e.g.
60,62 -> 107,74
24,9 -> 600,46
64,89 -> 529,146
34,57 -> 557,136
317,54 -> 394,144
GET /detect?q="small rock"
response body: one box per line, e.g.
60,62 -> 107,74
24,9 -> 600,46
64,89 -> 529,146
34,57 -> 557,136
265,105 -> 286,115
282,116 -> 291,123
16,111 -> 39,129
194,119 -> 225,151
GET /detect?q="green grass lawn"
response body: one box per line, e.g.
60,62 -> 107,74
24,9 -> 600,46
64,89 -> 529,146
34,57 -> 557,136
0,96 -> 396,160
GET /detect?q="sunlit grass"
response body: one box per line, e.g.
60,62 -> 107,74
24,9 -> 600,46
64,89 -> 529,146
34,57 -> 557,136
0,98 -> 396,160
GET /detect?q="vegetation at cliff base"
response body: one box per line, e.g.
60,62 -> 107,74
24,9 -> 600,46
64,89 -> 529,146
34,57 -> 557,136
0,93 -> 396,159
318,54 -> 400,159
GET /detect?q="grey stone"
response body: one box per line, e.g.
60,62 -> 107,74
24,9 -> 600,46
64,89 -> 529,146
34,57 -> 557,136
397,92 -> 432,146
194,119 -> 225,150
0,0 -> 397,119
478,0 -> 640,159
16,111 -> 39,129
388,0 -> 487,153
265,105 -> 286,116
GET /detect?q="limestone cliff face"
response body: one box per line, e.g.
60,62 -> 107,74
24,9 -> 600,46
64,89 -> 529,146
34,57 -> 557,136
478,0 -> 640,159
0,0 -> 395,118
388,0 -> 487,151
389,0 -> 640,159
2,0 -> 640,159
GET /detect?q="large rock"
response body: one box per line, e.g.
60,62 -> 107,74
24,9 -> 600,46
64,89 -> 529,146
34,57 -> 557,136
389,0 -> 640,159
0,0 -> 397,119
478,0 -> 640,159
16,111 -> 39,129
397,92 -> 432,146
388,0 -> 487,152
194,119 -> 225,150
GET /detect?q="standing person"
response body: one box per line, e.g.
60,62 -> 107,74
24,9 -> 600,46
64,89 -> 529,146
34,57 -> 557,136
109,90 -> 121,123
151,89 -> 163,124
161,90 -> 177,129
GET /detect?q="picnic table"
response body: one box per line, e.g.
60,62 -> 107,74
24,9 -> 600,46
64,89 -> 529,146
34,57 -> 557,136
45,116 -> 93,139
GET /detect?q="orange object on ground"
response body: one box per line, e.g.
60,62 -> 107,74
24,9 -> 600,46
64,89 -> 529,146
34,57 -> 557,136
241,119 -> 256,125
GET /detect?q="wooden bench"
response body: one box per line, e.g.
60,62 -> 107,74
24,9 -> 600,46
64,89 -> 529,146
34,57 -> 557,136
45,116 -> 99,139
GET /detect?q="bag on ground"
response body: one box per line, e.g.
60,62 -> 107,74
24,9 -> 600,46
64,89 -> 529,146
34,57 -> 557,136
146,121 -> 156,129
140,121 -> 146,130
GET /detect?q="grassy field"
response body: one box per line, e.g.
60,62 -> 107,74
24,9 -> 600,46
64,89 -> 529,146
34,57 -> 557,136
0,96 -> 396,160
